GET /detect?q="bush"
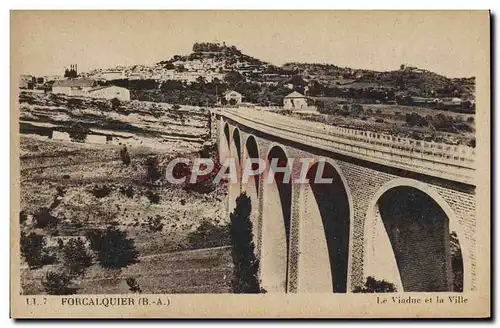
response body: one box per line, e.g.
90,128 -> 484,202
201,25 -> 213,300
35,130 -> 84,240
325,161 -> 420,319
41,270 -> 74,295
375,109 -> 382,114
87,227 -> 139,269
126,278 -> 142,293
145,215 -> 164,232
90,184 -> 111,198
229,193 -> 261,293
110,97 -> 121,110
20,210 -> 28,224
467,116 -> 474,123
67,123 -> 89,143
145,156 -> 162,182
33,207 -> 58,229
119,185 -> 134,198
405,112 -> 428,127
20,232 -> 46,268
62,238 -> 92,276
119,146 -> 131,166
172,104 -> 181,110
353,276 -> 397,293
145,190 -> 160,204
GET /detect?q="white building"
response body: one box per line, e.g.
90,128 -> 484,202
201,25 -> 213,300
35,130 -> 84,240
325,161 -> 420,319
52,78 -> 96,96
283,91 -> 309,110
88,85 -> 131,101
224,90 -> 243,105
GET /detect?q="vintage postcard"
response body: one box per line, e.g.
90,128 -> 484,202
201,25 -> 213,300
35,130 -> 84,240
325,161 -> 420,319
10,10 -> 490,318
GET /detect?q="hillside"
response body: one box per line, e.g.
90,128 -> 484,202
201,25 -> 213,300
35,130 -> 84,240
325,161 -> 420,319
18,92 -> 232,295
287,63 -> 475,100
82,42 -> 475,105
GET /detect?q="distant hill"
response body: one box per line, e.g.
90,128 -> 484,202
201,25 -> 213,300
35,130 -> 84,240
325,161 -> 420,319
84,42 -> 475,103
286,63 -> 475,100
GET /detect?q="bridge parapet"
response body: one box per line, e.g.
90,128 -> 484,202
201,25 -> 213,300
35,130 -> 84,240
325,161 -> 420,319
218,108 -> 475,185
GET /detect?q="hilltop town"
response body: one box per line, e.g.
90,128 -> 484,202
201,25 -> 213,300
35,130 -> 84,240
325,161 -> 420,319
20,41 -> 475,110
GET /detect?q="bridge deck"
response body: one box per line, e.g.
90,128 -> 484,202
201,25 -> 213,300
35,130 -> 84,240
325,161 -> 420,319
218,108 -> 475,185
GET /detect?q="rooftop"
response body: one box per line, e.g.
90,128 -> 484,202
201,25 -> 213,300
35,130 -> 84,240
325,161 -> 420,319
52,78 -> 95,88
284,91 -> 306,98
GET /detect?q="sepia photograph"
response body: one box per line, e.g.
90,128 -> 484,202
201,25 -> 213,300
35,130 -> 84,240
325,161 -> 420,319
10,10 -> 490,318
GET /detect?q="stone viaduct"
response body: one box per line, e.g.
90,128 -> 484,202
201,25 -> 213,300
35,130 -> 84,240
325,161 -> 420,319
214,108 -> 476,294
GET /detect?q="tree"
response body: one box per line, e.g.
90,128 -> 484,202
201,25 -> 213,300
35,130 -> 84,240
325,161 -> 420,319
110,97 -> 121,110
353,276 -> 397,293
119,145 -> 131,166
229,193 -> 261,293
62,238 -> 92,276
87,227 -> 139,269
67,123 -> 89,143
42,270 -> 74,295
20,232 -> 46,268
145,156 -> 162,182
32,207 -> 58,229
224,71 -> 244,88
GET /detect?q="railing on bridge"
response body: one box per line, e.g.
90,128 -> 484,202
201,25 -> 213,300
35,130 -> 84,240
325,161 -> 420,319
216,108 -> 475,185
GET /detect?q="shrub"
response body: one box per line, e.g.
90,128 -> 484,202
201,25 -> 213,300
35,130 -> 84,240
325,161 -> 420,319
353,276 -> 397,293
375,108 -> 382,114
172,104 -> 181,110
145,156 -> 162,182
67,98 -> 83,110
229,193 -> 261,293
20,210 -> 28,224
145,215 -> 164,232
90,184 -> 111,198
41,270 -> 74,295
110,97 -> 121,110
467,116 -> 475,123
145,190 -> 160,204
20,232 -> 46,268
350,104 -> 364,116
119,146 -> 131,166
126,278 -> 142,293
62,238 -> 92,276
33,207 -> 58,229
119,185 -> 134,198
375,118 -> 385,123
405,112 -> 428,127
67,123 -> 89,143
87,227 -> 139,269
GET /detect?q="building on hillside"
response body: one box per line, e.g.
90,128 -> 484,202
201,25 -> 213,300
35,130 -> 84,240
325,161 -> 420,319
19,75 -> 35,89
88,85 -> 131,101
52,78 -> 96,96
283,91 -> 309,110
224,90 -> 243,105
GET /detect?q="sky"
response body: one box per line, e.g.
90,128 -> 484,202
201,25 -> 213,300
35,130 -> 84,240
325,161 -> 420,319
11,11 -> 489,78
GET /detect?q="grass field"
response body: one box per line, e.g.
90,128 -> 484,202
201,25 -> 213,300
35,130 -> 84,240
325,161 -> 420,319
22,246 -> 232,295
